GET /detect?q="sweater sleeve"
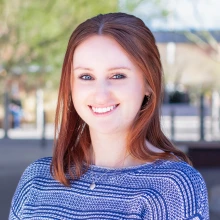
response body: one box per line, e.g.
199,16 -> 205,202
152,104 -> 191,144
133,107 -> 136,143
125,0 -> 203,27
172,165 -> 210,220
9,162 -> 38,219
192,170 -> 209,220
141,162 -> 209,220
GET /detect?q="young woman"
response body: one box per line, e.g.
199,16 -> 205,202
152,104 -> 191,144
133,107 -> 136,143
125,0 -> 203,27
10,13 -> 209,219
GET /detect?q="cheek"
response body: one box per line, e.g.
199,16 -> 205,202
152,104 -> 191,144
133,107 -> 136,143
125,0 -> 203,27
71,93 -> 86,122
123,81 -> 145,102
71,85 -> 91,117
124,88 -> 145,117
71,82 -> 85,103
122,90 -> 145,116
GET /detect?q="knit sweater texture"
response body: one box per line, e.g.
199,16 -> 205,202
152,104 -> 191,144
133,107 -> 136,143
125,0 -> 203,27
9,157 -> 209,219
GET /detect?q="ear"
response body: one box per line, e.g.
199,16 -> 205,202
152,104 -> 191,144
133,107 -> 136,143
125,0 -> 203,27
145,91 -> 151,96
144,84 -> 152,97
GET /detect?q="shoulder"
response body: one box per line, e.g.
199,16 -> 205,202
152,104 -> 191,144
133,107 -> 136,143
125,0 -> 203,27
149,159 -> 207,192
163,160 -> 209,219
14,157 -> 52,196
139,159 -> 209,219
26,156 -> 52,172
162,160 -> 205,184
9,157 -> 53,218
22,156 -> 52,180
155,159 -> 198,174
130,159 -> 207,195
14,156 -> 53,193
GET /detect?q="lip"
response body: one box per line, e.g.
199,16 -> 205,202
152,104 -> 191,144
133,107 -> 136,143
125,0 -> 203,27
89,104 -> 119,116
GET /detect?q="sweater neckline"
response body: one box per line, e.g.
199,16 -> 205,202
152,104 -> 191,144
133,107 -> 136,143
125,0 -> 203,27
88,159 -> 164,173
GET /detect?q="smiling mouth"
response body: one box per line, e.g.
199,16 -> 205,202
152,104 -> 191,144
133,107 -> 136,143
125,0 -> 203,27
89,104 -> 119,114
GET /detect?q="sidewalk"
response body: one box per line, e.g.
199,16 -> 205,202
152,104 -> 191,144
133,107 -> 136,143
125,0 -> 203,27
0,138 -> 220,219
0,123 -> 54,139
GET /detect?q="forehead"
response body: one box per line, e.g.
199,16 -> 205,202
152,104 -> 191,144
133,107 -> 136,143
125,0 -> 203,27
73,35 -> 136,69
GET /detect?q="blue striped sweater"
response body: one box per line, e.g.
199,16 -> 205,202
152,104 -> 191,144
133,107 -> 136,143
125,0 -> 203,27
9,157 -> 209,219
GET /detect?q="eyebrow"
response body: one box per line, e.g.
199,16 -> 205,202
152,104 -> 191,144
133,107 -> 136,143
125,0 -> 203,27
73,66 -> 131,71
73,67 -> 92,71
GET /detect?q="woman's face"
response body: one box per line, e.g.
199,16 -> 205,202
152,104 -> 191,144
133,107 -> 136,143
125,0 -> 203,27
71,35 -> 150,135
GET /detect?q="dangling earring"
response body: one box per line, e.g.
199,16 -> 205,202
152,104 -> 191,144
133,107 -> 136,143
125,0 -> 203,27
71,122 -> 86,151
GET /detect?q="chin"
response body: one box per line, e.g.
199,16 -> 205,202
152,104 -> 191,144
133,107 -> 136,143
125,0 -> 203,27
90,125 -> 127,135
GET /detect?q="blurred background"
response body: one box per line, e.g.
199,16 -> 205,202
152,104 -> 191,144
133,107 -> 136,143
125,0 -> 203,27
0,0 -> 220,219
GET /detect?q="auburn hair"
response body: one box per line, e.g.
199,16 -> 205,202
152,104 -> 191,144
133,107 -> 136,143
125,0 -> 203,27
51,12 -> 191,186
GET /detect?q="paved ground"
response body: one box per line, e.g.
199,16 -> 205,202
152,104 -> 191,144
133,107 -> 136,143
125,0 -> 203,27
0,138 -> 220,220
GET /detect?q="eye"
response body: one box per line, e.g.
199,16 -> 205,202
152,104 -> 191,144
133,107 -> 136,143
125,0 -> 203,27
111,74 -> 126,79
79,75 -> 93,80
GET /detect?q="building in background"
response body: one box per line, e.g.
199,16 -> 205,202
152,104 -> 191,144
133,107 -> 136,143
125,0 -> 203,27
121,0 -> 220,104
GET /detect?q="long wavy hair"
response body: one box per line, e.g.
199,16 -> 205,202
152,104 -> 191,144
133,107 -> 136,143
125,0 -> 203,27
51,12 -> 191,186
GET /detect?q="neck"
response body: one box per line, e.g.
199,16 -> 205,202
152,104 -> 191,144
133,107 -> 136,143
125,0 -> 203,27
89,129 -> 144,168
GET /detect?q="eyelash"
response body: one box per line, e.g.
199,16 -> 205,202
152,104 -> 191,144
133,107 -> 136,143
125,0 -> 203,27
79,74 -> 126,80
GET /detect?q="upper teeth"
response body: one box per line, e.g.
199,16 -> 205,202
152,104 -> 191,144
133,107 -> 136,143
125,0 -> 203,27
92,105 -> 116,113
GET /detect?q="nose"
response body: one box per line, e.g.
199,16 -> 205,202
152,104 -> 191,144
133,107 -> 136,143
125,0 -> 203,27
93,80 -> 111,104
